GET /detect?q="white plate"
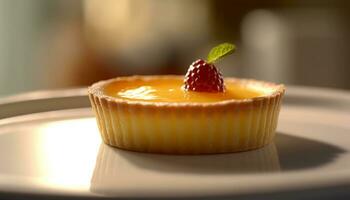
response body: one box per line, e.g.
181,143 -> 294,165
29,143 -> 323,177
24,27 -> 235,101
0,86 -> 349,199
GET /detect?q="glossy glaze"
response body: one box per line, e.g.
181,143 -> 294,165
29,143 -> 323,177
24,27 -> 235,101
104,78 -> 266,102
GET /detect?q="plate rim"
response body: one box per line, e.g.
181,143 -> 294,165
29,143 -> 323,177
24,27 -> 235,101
0,86 -> 349,199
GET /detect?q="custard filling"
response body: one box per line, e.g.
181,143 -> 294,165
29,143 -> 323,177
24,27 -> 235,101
104,78 -> 271,103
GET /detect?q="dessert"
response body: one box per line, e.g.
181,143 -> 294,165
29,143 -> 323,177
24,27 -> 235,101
88,43 -> 285,154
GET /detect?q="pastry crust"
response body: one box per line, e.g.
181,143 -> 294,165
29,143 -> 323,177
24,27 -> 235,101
88,75 -> 285,154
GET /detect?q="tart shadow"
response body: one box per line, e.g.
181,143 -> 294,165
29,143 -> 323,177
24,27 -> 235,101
275,132 -> 345,171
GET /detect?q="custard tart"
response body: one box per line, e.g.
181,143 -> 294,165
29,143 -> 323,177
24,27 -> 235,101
88,43 -> 285,154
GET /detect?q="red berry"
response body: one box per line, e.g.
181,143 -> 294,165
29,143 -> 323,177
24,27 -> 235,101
184,59 -> 225,92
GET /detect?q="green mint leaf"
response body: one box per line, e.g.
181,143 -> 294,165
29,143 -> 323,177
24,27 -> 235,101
207,43 -> 236,64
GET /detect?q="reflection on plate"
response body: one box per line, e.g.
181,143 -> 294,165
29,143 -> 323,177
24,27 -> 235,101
90,132 -> 345,197
90,142 -> 280,195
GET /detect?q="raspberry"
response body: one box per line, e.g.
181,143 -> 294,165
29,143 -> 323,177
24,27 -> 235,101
184,59 -> 225,92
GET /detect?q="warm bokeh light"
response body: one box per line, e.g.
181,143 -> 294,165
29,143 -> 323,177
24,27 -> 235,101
0,0 -> 349,97
1,0 -> 348,97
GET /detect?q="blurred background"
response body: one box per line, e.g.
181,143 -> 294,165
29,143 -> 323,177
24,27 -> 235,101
0,0 -> 349,97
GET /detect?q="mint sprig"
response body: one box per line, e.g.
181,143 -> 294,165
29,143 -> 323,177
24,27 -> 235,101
207,43 -> 236,64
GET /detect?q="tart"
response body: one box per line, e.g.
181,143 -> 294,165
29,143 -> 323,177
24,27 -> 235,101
88,43 -> 285,154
